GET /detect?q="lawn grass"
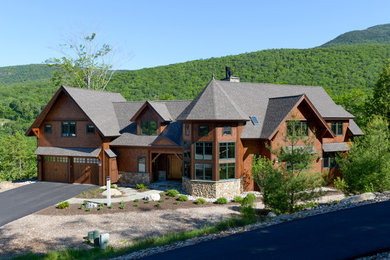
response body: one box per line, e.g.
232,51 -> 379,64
14,214 -> 259,260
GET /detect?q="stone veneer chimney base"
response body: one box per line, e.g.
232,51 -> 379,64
182,177 -> 242,199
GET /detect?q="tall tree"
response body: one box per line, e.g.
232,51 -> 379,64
371,59 -> 390,122
46,33 -> 115,90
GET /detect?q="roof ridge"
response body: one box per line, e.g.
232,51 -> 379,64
62,86 -> 123,95
214,80 -> 248,119
269,94 -> 305,100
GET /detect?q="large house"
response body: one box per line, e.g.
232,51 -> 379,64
26,68 -> 363,198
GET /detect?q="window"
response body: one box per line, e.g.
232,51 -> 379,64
331,121 -> 343,136
56,157 -> 68,163
219,163 -> 235,180
185,124 -> 190,136
44,124 -> 52,134
222,126 -> 232,136
183,161 -> 191,178
199,125 -> 209,136
195,163 -> 212,180
141,120 -> 157,135
138,157 -> 146,172
61,121 -> 76,137
323,152 -> 338,169
287,121 -> 309,136
86,125 -> 95,134
249,116 -> 260,126
44,156 -> 55,162
195,142 -> 213,160
183,141 -> 191,159
74,158 -> 85,164
219,142 -> 235,160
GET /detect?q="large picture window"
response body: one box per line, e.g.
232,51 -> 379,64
219,163 -> 235,180
287,121 -> 309,137
331,121 -> 343,136
141,120 -> 157,135
219,142 -> 235,160
195,163 -> 212,180
195,142 -> 213,160
138,157 -> 146,172
323,152 -> 338,169
61,122 -> 76,137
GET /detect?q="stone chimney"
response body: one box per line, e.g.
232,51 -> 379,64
222,67 -> 240,82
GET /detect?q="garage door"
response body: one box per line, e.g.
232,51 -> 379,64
73,157 -> 99,185
43,156 -> 69,182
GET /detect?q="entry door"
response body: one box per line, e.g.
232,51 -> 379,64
168,155 -> 182,179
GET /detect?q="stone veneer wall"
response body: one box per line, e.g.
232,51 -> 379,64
182,177 -> 242,198
118,171 -> 150,185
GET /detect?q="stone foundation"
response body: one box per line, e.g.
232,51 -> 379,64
182,177 -> 242,198
118,172 -> 150,185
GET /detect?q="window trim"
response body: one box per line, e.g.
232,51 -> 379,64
331,121 -> 343,136
86,124 -> 95,134
195,163 -> 213,180
185,124 -> 190,136
44,124 -> 52,134
323,152 -> 339,169
195,142 -> 213,160
140,120 -> 158,135
219,162 -> 236,180
219,142 -> 236,160
287,120 -> 309,137
137,157 -> 146,173
199,125 -> 209,136
222,126 -> 232,136
61,121 -> 76,137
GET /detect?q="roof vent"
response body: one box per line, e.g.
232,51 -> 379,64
249,116 -> 260,126
222,67 -> 240,82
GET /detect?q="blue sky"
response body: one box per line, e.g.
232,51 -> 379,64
1,0 -> 390,70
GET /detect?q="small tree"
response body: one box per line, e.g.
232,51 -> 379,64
252,120 -> 324,213
46,33 -> 115,91
338,116 -> 390,194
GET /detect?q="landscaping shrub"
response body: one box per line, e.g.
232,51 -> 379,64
233,196 -> 243,203
136,184 -> 147,191
133,199 -> 139,202
173,201 -> 179,205
57,201 -> 70,209
195,198 -> 206,205
133,204 -> 138,207
334,177 -> 349,194
215,197 -> 228,204
119,201 -> 125,209
166,189 -> 179,197
177,195 -> 188,201
79,205 -> 84,210
155,203 -> 161,207
241,194 -> 256,208
108,204 -> 113,209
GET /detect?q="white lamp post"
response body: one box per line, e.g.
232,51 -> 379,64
106,176 -> 111,207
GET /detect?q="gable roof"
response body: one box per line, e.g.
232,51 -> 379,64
26,86 -> 126,137
130,101 -> 173,122
177,79 -> 248,121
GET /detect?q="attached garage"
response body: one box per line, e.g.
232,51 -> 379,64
36,147 -> 102,185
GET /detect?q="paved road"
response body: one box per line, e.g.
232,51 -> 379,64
144,201 -> 390,259
0,182 -> 95,227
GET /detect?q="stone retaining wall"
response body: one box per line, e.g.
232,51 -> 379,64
182,177 -> 242,198
118,172 -> 150,185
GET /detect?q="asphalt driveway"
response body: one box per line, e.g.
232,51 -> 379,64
144,200 -> 390,259
0,182 -> 95,227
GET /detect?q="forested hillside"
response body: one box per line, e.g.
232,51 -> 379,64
322,24 -> 390,47
1,43 -> 390,135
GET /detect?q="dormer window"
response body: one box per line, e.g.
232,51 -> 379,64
331,121 -> 343,136
141,120 -> 157,135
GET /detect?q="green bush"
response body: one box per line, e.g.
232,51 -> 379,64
241,194 -> 256,208
173,201 -> 179,205
133,199 -> 139,202
119,201 -> 125,209
233,196 -> 243,203
136,184 -> 148,191
79,205 -> 84,210
155,203 -> 161,207
215,197 -> 228,204
177,195 -> 188,201
108,204 -> 113,209
195,198 -> 206,205
240,205 -> 256,219
133,204 -> 138,207
334,177 -> 349,194
166,189 -> 179,197
57,201 -> 70,209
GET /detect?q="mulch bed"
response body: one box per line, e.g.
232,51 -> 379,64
37,197 -> 264,216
